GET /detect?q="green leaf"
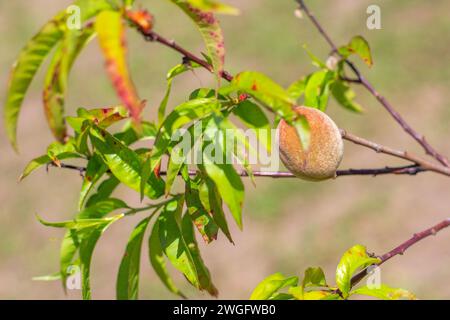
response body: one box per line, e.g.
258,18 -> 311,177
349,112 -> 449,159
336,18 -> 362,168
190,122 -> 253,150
78,155 -> 108,210
335,245 -> 381,297
302,45 -> 327,69
148,221 -> 186,298
231,71 -> 296,120
85,176 -> 120,208
304,70 -> 336,111
117,217 -> 151,300
198,177 -> 233,243
203,148 -> 245,229
351,284 -> 416,300
181,213 -> 218,296
32,272 -> 61,281
287,76 -> 308,102
4,0 -> 114,150
185,177 -> 219,243
37,214 -> 125,230
158,63 -> 201,125
43,26 -> 95,142
19,151 -> 81,181
89,126 -> 164,200
232,100 -> 271,153
303,267 -> 327,288
250,273 -> 298,300
59,199 -> 127,290
187,0 -> 240,15
338,35 -> 373,67
80,214 -> 123,300
96,10 -> 143,122
168,1 -> 226,81
158,197 -> 200,289
151,98 -> 220,171
331,81 -> 364,113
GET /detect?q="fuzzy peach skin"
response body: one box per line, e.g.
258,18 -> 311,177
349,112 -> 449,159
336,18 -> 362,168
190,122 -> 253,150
278,106 -> 344,181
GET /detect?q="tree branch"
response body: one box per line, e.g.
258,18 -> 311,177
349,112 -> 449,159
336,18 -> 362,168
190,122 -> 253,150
295,0 -> 449,167
349,218 -> 450,290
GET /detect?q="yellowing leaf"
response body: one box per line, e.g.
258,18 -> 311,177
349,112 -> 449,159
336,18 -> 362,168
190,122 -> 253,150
96,11 -> 143,122
187,0 -> 240,15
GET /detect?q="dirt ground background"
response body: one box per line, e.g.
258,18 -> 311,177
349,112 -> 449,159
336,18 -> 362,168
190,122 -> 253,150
0,0 -> 449,299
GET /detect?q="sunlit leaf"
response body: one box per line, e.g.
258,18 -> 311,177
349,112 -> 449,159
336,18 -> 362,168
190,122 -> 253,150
187,0 -> 240,15
148,221 -> 186,298
331,81 -> 364,113
250,273 -> 298,300
96,10 -> 143,122
303,267 -> 327,288
303,70 -> 336,111
338,35 -> 373,67
335,245 -> 381,297
181,213 -> 218,296
89,126 -> 164,200
4,0 -> 114,150
117,217 -> 151,300
351,284 -> 416,300
43,26 -> 95,142
168,1 -> 226,81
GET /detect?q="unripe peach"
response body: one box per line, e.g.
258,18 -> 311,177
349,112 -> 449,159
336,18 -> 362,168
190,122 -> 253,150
278,106 -> 344,181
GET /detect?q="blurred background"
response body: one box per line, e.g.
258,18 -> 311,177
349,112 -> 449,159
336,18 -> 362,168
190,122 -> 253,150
0,0 -> 449,299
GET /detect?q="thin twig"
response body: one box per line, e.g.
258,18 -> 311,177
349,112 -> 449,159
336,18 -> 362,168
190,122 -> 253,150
349,218 -> 450,290
295,0 -> 449,167
341,129 -> 450,176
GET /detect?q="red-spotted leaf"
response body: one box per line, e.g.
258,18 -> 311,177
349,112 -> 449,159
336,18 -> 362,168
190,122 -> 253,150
43,26 -> 95,142
168,0 -> 226,81
338,35 -> 373,67
187,0 -> 240,15
96,10 -> 143,122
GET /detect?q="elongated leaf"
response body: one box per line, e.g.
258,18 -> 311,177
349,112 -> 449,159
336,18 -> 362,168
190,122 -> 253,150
203,152 -> 244,229
303,70 -> 335,111
168,1 -> 225,80
181,213 -> 218,296
80,214 -> 123,300
20,151 -> 80,181
37,214 -> 124,230
4,0 -> 114,150
351,284 -> 416,300
158,63 -> 201,125
44,26 -> 95,142
250,273 -> 298,300
187,0 -> 240,15
198,177 -> 233,243
96,10 -> 143,122
339,35 -> 373,67
148,221 -> 186,298
117,217 -> 151,300
158,197 -> 200,288
85,176 -> 120,207
335,245 -> 381,297
60,199 -> 128,290
151,98 -> 219,171
185,177 -> 219,243
89,126 -> 164,200
331,81 -> 363,113
78,154 -> 108,210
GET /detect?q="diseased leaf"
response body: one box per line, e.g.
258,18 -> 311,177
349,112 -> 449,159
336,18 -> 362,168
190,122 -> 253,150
168,1 -> 226,81
250,273 -> 298,300
4,0 -> 114,150
339,35 -> 373,67
89,126 -> 165,200
351,284 -> 416,300
335,245 -> 381,297
117,217 -> 151,300
181,213 -> 218,296
148,221 -> 186,298
187,0 -> 240,15
331,81 -> 364,113
96,10 -> 143,122
43,26 -> 95,142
